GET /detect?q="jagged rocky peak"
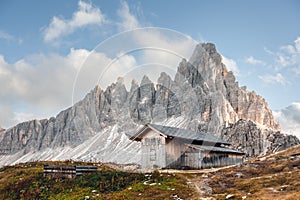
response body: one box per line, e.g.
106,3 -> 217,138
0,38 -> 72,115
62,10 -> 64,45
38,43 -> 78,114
175,43 -> 224,89
140,75 -> 153,85
191,43 -> 224,86
0,42 -> 299,166
112,77 -> 128,99
0,119 -> 46,154
222,119 -> 299,156
130,79 -> 139,93
140,75 -> 155,95
176,42 -> 278,130
189,43 -> 222,67
157,72 -> 173,87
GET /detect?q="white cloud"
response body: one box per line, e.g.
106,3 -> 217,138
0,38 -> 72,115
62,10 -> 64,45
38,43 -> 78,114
1,28 -> 198,129
0,47 -> 139,128
263,46 -> 275,55
259,73 -> 288,85
0,49 -> 95,128
295,37 -> 300,52
273,102 -> 300,138
280,44 -> 296,54
134,29 -> 195,65
13,112 -> 38,124
0,105 -> 17,129
0,46 -> 140,128
1,2 -> 200,129
67,48 -> 91,70
73,50 -> 138,102
276,55 -> 291,68
0,30 -> 13,41
274,37 -> 300,70
263,36 -> 300,75
117,1 -> 140,31
245,56 -> 266,66
0,55 -> 10,75
221,55 -> 239,75
43,0 -> 106,42
81,27 -> 196,92
292,66 -> 300,75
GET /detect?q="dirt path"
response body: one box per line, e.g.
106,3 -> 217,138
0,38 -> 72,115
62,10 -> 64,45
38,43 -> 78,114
159,164 -> 236,174
184,175 -> 202,199
182,174 -> 213,200
160,165 -> 236,199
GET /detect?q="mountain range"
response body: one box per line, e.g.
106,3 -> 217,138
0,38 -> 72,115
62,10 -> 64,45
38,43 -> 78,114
0,43 -> 299,166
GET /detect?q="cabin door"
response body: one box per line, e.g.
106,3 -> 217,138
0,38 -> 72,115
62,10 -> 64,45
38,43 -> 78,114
184,151 -> 200,169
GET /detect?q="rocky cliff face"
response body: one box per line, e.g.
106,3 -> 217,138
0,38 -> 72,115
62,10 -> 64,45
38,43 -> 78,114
221,119 -> 299,157
0,43 -> 299,166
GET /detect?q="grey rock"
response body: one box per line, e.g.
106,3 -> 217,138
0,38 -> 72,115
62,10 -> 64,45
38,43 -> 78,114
0,42 -> 298,166
221,119 -> 299,157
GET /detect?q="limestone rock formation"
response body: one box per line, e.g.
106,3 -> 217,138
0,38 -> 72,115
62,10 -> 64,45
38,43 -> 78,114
0,43 -> 299,166
221,119 -> 299,157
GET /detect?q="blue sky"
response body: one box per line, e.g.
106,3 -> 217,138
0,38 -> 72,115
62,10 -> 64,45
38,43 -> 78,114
0,0 -> 300,137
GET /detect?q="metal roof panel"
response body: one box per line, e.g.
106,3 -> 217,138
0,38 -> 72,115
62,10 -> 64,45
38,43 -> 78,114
187,144 -> 244,154
148,124 -> 230,145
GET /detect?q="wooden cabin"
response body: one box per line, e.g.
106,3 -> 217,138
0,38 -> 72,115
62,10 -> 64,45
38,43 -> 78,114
130,124 -> 244,169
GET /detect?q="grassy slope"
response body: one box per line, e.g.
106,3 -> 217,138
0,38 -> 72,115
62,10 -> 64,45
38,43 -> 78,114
0,161 -> 193,200
205,145 -> 300,199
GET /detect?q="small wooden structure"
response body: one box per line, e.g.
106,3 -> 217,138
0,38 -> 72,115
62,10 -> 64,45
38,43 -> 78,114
43,165 -> 97,178
130,124 -> 244,169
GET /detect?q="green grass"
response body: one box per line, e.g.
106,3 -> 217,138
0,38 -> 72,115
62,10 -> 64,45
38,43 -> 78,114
0,162 -> 193,200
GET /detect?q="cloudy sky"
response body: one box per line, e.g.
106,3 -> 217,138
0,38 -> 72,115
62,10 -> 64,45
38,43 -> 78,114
0,0 -> 300,137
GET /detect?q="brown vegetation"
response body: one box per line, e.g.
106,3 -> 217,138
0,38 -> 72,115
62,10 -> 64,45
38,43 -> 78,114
201,145 -> 300,199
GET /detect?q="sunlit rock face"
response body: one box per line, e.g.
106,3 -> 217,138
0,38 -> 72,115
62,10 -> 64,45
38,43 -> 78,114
0,43 -> 298,166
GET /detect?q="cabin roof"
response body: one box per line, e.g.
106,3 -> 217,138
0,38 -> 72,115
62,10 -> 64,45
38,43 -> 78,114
186,144 -> 245,154
130,123 -> 230,145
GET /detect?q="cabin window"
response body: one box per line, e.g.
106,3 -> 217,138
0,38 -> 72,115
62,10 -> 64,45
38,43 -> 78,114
143,138 -> 162,145
144,137 -> 161,145
150,148 -> 156,161
151,138 -> 156,144
144,138 -> 152,145
157,138 -> 161,145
